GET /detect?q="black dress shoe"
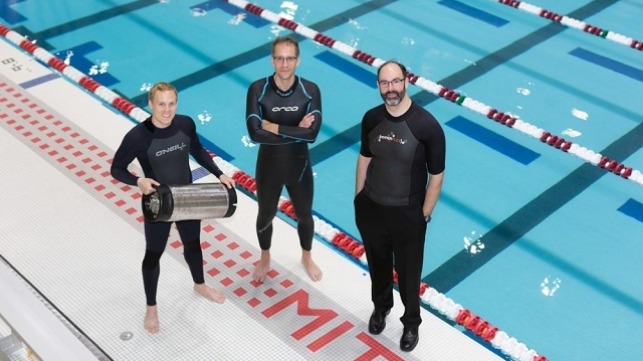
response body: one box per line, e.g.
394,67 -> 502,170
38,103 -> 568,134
368,309 -> 390,335
400,327 -> 419,352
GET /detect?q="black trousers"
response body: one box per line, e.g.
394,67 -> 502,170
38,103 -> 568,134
354,191 -> 427,328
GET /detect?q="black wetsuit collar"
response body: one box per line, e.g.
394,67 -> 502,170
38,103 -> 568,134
384,102 -> 416,123
270,74 -> 298,97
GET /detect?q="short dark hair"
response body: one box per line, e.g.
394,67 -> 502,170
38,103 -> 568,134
377,60 -> 407,80
272,36 -> 300,57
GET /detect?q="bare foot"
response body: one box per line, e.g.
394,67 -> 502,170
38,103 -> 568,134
252,250 -> 271,283
194,283 -> 225,304
144,305 -> 159,334
302,251 -> 322,282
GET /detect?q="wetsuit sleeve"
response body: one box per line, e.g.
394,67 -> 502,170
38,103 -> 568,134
246,80 -> 293,145
359,107 -> 380,157
186,117 -> 224,178
426,124 -> 446,175
274,81 -> 322,143
409,106 -> 446,175
111,129 -> 141,186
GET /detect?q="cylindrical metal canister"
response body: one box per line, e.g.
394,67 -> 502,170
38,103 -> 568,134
142,183 -> 236,222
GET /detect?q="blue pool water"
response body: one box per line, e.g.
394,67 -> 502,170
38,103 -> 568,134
2,1 -> 642,360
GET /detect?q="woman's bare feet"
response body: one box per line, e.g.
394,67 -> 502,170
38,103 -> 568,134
194,283 -> 225,304
252,250 -> 271,283
302,251 -> 322,282
144,305 -> 160,334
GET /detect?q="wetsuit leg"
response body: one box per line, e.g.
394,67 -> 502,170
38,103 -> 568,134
142,221 -> 172,306
176,220 -> 205,284
285,157 -> 314,251
255,178 -> 282,250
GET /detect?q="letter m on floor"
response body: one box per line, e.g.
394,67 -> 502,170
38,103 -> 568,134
262,289 -> 338,340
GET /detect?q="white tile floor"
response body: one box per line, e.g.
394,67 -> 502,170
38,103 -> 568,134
0,39 -> 503,361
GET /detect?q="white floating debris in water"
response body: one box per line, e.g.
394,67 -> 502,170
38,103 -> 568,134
348,18 -> 366,30
516,87 -> 531,96
270,3 -> 298,37
346,36 -> 360,48
282,1 -> 299,12
562,128 -> 582,138
464,230 -> 485,255
571,108 -> 589,121
198,111 -> 212,125
89,60 -> 109,75
63,51 -> 74,65
192,7 -> 207,17
241,135 -> 256,148
402,37 -> 415,46
540,276 -> 561,296
229,12 -> 246,25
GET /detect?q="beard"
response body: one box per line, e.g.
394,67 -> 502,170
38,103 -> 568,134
380,88 -> 405,106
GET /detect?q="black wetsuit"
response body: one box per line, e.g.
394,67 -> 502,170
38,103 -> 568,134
111,115 -> 223,306
246,75 -> 321,251
355,102 -> 445,328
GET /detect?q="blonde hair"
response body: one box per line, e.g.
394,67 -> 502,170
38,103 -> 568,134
148,82 -> 178,102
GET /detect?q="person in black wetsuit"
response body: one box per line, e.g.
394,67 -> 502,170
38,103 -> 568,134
111,82 -> 235,334
246,36 -> 323,283
354,61 -> 446,352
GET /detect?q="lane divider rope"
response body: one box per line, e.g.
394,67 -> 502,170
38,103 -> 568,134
496,0 -> 643,52
2,17 -> 553,361
225,0 -> 643,188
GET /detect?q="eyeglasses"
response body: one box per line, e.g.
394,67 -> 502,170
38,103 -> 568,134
378,78 -> 405,88
273,56 -> 298,63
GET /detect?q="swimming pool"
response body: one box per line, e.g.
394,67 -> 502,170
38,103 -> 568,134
2,1 -> 642,360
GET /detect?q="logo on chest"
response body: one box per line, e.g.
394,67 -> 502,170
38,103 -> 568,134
272,106 -> 299,112
377,132 -> 407,145
155,142 -> 187,156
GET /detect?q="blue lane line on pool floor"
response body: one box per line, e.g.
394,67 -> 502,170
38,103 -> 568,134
315,51 -> 377,89
58,41 -> 120,87
618,198 -> 643,223
0,0 -> 28,25
569,47 -> 643,82
446,116 -> 540,165
192,0 -> 269,28
438,0 -> 509,27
